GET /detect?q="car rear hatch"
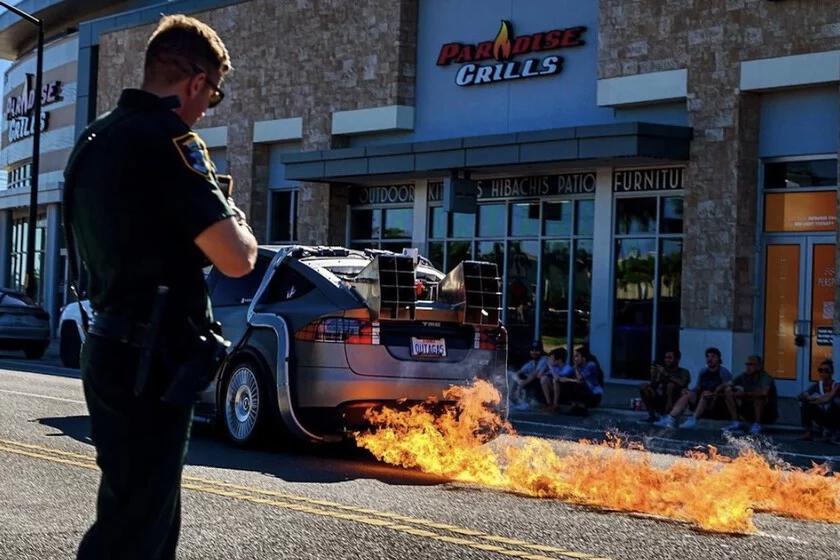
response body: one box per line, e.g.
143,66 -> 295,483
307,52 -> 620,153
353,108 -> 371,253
341,255 -> 505,379
0,291 -> 49,329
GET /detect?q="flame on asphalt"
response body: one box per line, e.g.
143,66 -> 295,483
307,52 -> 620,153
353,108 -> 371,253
353,380 -> 840,534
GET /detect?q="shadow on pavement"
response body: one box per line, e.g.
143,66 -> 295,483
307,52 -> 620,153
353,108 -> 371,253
34,414 -> 448,487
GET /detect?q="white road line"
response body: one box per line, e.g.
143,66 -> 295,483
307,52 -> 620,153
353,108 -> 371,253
0,388 -> 86,405
513,420 -> 840,462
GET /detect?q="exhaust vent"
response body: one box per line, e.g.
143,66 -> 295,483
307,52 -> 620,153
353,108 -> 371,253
437,261 -> 502,326
352,254 -> 417,320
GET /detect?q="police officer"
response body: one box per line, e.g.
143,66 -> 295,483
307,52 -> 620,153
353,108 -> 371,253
63,15 -> 258,560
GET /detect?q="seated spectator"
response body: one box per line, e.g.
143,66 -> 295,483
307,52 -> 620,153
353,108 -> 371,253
510,341 -> 548,411
655,347 -> 732,429
720,355 -> 778,435
539,348 -> 575,410
798,359 -> 840,442
558,346 -> 603,416
639,349 -> 691,423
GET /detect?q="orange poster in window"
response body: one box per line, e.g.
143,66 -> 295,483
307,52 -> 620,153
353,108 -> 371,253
764,192 -> 837,232
810,244 -> 835,381
764,245 -> 800,380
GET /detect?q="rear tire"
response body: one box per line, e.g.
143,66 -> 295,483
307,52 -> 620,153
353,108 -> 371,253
24,342 -> 47,360
219,356 -> 270,448
59,322 -> 82,368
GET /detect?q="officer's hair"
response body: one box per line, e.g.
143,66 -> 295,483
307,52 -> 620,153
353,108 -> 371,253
143,14 -> 232,86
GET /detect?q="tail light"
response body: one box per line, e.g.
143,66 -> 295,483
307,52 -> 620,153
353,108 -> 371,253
295,317 -> 377,345
476,327 -> 506,350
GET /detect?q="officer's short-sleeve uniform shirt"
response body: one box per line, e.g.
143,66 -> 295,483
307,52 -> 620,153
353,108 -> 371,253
65,89 -> 236,352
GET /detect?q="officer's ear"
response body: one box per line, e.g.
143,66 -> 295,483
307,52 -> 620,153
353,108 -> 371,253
185,73 -> 205,99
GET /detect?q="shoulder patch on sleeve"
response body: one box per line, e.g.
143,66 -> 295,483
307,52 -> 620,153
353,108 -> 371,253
172,132 -> 214,178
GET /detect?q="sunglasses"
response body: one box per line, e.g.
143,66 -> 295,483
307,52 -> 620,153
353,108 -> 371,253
818,367 -> 832,373
191,64 -> 225,108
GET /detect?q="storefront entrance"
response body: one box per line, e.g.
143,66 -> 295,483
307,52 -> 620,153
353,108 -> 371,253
762,236 -> 835,397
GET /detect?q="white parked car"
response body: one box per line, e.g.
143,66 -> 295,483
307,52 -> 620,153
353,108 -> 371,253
57,300 -> 93,368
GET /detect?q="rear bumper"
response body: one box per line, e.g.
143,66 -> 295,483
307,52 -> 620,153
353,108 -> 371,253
294,364 -> 507,408
0,326 -> 50,344
293,364 -> 508,435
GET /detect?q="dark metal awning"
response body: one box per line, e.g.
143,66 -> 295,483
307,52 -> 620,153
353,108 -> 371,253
280,122 -> 693,184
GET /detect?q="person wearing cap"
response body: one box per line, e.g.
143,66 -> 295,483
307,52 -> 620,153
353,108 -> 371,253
510,341 -> 549,410
655,347 -> 732,429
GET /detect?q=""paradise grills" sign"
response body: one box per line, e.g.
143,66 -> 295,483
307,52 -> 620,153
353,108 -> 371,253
436,20 -> 587,87
5,73 -> 62,144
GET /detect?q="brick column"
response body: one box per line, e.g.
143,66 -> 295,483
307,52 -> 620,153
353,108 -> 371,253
250,143 -> 270,242
678,83 -> 761,373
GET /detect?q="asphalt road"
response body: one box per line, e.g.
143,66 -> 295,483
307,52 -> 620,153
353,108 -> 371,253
1,357 -> 838,560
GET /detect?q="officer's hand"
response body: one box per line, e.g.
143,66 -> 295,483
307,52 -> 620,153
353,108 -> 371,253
227,198 -> 248,222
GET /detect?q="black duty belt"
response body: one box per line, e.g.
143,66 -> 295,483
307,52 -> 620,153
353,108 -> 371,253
88,312 -> 153,348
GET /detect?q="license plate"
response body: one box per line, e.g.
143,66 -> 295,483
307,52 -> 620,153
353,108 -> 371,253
410,337 -> 447,358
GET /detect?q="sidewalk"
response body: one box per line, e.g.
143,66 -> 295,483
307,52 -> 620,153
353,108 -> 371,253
507,385 -> 840,470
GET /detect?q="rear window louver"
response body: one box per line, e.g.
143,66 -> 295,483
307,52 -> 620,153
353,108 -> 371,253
351,254 -> 417,320
437,261 -> 502,326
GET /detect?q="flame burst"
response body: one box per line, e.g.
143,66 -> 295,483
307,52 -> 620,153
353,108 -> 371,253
354,380 -> 840,534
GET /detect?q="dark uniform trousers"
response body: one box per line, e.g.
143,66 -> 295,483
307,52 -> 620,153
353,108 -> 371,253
77,334 -> 193,560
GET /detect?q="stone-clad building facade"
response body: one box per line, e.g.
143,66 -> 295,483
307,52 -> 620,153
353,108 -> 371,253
96,0 -> 420,246
2,0 -> 838,398
599,0 -> 840,338
596,0 -> 840,397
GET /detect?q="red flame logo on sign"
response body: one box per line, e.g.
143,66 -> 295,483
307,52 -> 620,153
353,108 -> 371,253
492,20 -> 513,61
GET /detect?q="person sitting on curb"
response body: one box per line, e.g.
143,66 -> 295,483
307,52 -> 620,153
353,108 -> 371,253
510,341 -> 549,411
559,346 -> 603,417
655,347 -> 732,429
720,355 -> 778,435
540,347 -> 575,410
798,358 -> 840,442
639,349 -> 691,423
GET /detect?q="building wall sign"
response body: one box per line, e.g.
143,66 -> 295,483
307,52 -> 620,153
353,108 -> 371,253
428,172 -> 596,201
436,20 -> 587,87
613,167 -> 685,193
5,74 -> 62,143
350,184 -> 416,205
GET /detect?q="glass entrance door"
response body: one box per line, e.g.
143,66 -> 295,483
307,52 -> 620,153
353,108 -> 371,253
762,236 -> 835,397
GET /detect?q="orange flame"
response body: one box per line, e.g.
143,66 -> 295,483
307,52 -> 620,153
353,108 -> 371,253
355,380 -> 840,534
492,20 -> 513,61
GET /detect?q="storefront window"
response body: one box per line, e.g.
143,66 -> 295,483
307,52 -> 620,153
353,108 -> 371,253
763,159 -> 837,189
9,214 -> 47,303
510,202 -> 540,237
612,196 -> 684,380
426,175 -> 595,366
268,189 -> 298,242
478,204 -> 505,237
350,207 -> 412,252
428,206 -> 476,272
507,240 -> 539,356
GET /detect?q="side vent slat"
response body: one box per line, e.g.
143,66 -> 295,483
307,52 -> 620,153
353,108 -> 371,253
437,261 -> 502,326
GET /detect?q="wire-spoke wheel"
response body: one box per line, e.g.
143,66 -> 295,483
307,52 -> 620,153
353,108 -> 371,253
223,360 -> 265,446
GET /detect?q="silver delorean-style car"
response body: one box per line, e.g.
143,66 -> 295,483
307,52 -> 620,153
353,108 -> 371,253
197,245 -> 508,446
58,245 -> 508,446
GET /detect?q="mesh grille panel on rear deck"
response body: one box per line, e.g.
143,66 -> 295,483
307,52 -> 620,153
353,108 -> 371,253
461,261 -> 502,326
377,255 -> 417,320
